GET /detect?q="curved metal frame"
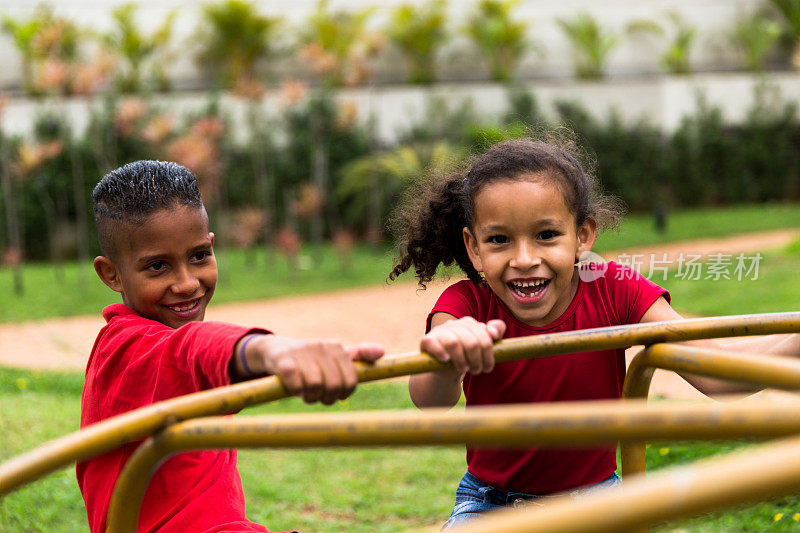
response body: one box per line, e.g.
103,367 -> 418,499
621,343 -> 800,479
1,312 -> 799,533
109,399 -> 800,532
3,312 -> 799,498
446,431 -> 800,533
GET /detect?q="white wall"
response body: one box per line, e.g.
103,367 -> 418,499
3,73 -> 798,144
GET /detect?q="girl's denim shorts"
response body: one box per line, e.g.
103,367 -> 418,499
442,470 -> 622,530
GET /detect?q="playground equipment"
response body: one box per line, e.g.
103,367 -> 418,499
2,312 -> 800,532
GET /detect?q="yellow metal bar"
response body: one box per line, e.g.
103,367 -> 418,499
633,343 -> 800,392
621,343 -> 800,480
446,431 -> 800,533
2,313 -> 799,497
108,398 -> 800,533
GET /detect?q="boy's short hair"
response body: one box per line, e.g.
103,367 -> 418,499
93,160 -> 204,259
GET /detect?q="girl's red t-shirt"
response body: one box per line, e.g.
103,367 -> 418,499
428,261 -> 668,494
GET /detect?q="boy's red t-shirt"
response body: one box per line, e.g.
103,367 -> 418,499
77,304 -> 271,533
428,262 -> 668,494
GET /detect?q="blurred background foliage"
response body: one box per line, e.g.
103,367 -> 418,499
0,0 -> 799,295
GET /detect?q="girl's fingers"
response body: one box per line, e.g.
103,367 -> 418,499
468,322 -> 496,374
421,334 -> 451,362
458,326 -> 486,374
424,317 -> 500,374
437,328 -> 469,373
486,319 -> 507,341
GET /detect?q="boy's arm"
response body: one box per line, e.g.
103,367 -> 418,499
639,297 -> 800,395
408,312 -> 505,409
230,333 -> 384,405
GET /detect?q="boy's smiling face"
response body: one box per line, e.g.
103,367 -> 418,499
95,204 -> 218,328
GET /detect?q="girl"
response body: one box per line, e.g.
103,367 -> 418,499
388,135 -> 800,529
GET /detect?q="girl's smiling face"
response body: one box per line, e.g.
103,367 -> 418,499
463,174 -> 596,327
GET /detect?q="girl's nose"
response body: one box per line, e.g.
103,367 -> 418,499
510,242 -> 541,270
171,266 -> 200,295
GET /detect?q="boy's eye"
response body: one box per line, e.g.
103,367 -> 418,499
147,261 -> 165,272
539,230 -> 559,240
488,235 -> 509,245
192,250 -> 211,262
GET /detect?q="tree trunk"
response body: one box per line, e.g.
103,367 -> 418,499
310,109 -> 328,266
366,103 -> 382,245
71,144 -> 89,287
1,149 -> 23,295
34,177 -> 64,281
249,104 -> 274,268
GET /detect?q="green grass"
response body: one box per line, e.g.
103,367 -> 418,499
593,202 -> 800,253
0,368 -> 86,532
1,209 -> 800,531
0,244 -> 399,323
647,440 -> 800,532
0,202 -> 798,323
659,243 -> 800,317
0,374 -> 462,533
5,371 -> 800,532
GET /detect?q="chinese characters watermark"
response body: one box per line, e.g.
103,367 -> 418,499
577,251 -> 763,282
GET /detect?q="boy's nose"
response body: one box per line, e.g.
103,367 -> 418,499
171,267 -> 200,295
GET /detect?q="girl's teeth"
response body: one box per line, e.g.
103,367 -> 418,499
511,280 -> 547,297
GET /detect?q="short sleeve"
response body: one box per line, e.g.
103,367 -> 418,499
95,316 -> 270,419
605,262 -> 670,324
426,280 -> 480,332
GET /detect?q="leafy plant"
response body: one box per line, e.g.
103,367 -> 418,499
387,0 -> 448,84
103,3 -> 176,92
1,10 -> 46,93
727,11 -> 781,72
196,0 -> 281,88
627,13 -> 696,75
661,16 -> 696,74
502,87 -> 547,128
464,0 -> 530,82
765,0 -> 800,68
397,95 -> 480,146
556,13 -> 618,79
1,6 -> 83,95
336,141 -> 465,233
301,0 -> 378,86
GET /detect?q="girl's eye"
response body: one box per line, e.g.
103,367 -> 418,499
488,235 -> 509,245
539,230 -> 559,240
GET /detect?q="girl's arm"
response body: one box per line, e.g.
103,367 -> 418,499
639,297 -> 800,395
408,313 -> 505,409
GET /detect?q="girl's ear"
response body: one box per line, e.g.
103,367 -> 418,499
575,218 -> 597,261
462,227 -> 483,272
94,256 -> 123,293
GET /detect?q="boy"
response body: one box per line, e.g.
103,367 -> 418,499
78,160 -> 384,532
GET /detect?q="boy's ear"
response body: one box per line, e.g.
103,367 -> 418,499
94,256 -> 123,293
575,218 -> 597,260
462,227 -> 483,273
209,232 -> 215,247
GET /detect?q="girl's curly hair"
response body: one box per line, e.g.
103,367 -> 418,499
388,130 -> 624,288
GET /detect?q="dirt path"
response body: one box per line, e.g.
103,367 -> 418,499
1,228 -> 797,400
